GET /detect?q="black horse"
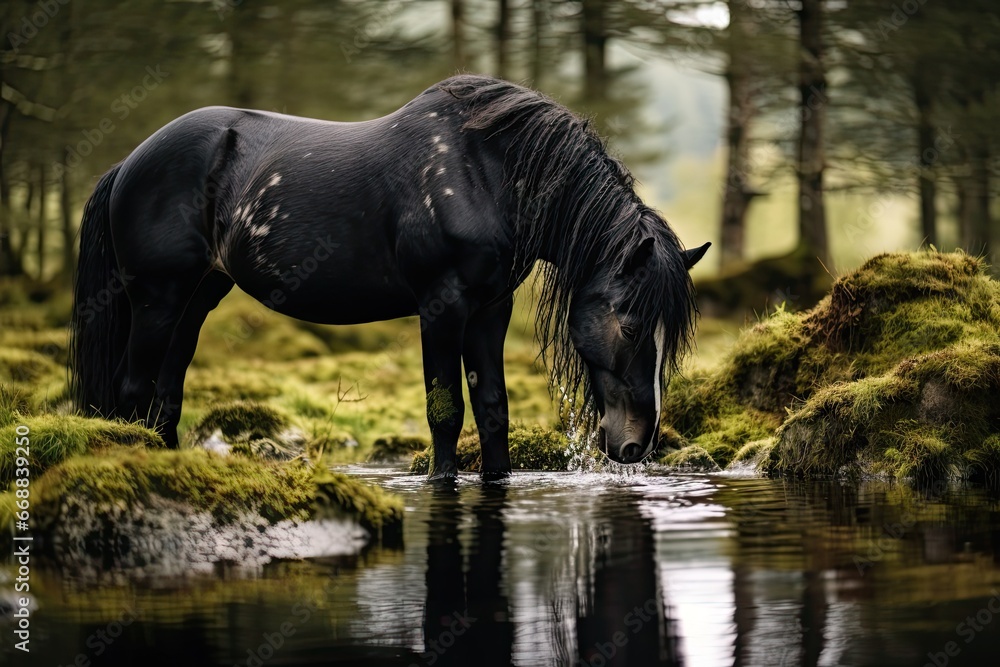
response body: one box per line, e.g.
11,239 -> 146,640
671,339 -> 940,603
70,75 -> 709,478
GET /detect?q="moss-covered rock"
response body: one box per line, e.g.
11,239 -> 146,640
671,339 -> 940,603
665,251 -> 1000,483
190,400 -> 289,444
660,445 -> 721,472
369,434 -> 430,461
410,423 -> 572,473
0,447 -> 403,570
0,413 -> 164,485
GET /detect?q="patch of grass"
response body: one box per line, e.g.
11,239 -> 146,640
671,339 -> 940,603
660,445 -> 721,472
0,414 -> 164,486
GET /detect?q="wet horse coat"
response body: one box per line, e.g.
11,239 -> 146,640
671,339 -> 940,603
71,75 -> 707,477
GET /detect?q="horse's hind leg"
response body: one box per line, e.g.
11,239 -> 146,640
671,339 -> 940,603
418,284 -> 470,479
153,271 -> 234,447
463,298 -> 513,478
115,272 -> 206,444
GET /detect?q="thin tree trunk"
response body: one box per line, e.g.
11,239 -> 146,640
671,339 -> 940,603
60,155 -> 74,281
961,149 -> 992,259
531,0 -> 545,86
796,0 -> 829,268
496,0 -> 510,79
581,0 -> 607,102
719,0 -> 756,268
451,0 -> 466,70
36,163 -> 46,280
913,68 -> 937,246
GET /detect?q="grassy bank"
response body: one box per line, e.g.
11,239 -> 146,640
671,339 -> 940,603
662,251 -> 1000,483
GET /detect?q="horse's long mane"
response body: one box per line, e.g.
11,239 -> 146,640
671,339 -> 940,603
439,75 -> 696,424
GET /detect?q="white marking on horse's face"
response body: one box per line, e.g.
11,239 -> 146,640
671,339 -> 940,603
649,318 -> 666,454
391,123 -> 399,128
269,173 -> 281,186
432,135 -> 441,143
437,167 -> 446,175
424,195 -> 433,209
304,152 -> 312,158
269,205 -> 279,220
437,144 -> 449,153
250,224 -> 270,238
428,112 -> 438,118
444,188 -> 454,196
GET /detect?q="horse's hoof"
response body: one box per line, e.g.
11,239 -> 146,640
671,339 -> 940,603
481,469 -> 512,483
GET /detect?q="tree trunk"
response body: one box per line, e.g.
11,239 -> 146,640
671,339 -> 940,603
496,0 -> 510,79
531,0 -> 545,86
60,155 -> 75,282
960,149 -> 991,260
581,0 -> 607,102
36,163 -> 47,280
913,67 -> 937,246
451,0 -> 466,70
719,0 -> 756,268
796,0 -> 829,269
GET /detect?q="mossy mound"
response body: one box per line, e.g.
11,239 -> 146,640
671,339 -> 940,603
664,251 -> 1000,482
0,447 -> 404,561
369,434 -> 430,461
410,424 -> 571,473
190,400 -> 289,443
660,445 -> 721,472
0,413 -> 164,485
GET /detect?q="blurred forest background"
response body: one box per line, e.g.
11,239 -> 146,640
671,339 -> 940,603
2,0 -> 999,301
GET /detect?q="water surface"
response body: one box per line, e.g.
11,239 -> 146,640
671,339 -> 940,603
4,467 -> 1000,666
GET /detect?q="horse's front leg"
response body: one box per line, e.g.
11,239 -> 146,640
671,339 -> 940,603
418,285 -> 469,480
463,298 -> 513,479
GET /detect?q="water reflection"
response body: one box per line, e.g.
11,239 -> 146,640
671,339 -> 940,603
5,472 -> 1000,666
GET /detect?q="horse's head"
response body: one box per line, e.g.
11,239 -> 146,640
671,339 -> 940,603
569,239 -> 710,463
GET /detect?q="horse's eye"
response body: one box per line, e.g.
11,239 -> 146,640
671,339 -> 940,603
620,323 -> 638,341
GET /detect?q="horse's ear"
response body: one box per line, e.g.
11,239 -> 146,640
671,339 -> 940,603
620,236 -> 655,277
683,242 -> 711,270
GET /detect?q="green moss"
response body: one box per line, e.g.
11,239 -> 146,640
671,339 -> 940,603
314,469 -> 404,539
426,379 -> 458,426
0,414 -> 164,486
189,400 -> 289,444
731,438 -> 777,468
0,448 -> 403,542
369,435 -> 429,461
665,251 -> 1000,483
660,445 -> 721,472
410,423 -> 571,473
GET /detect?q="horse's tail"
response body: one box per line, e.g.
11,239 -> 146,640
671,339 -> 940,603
70,163 -> 129,417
